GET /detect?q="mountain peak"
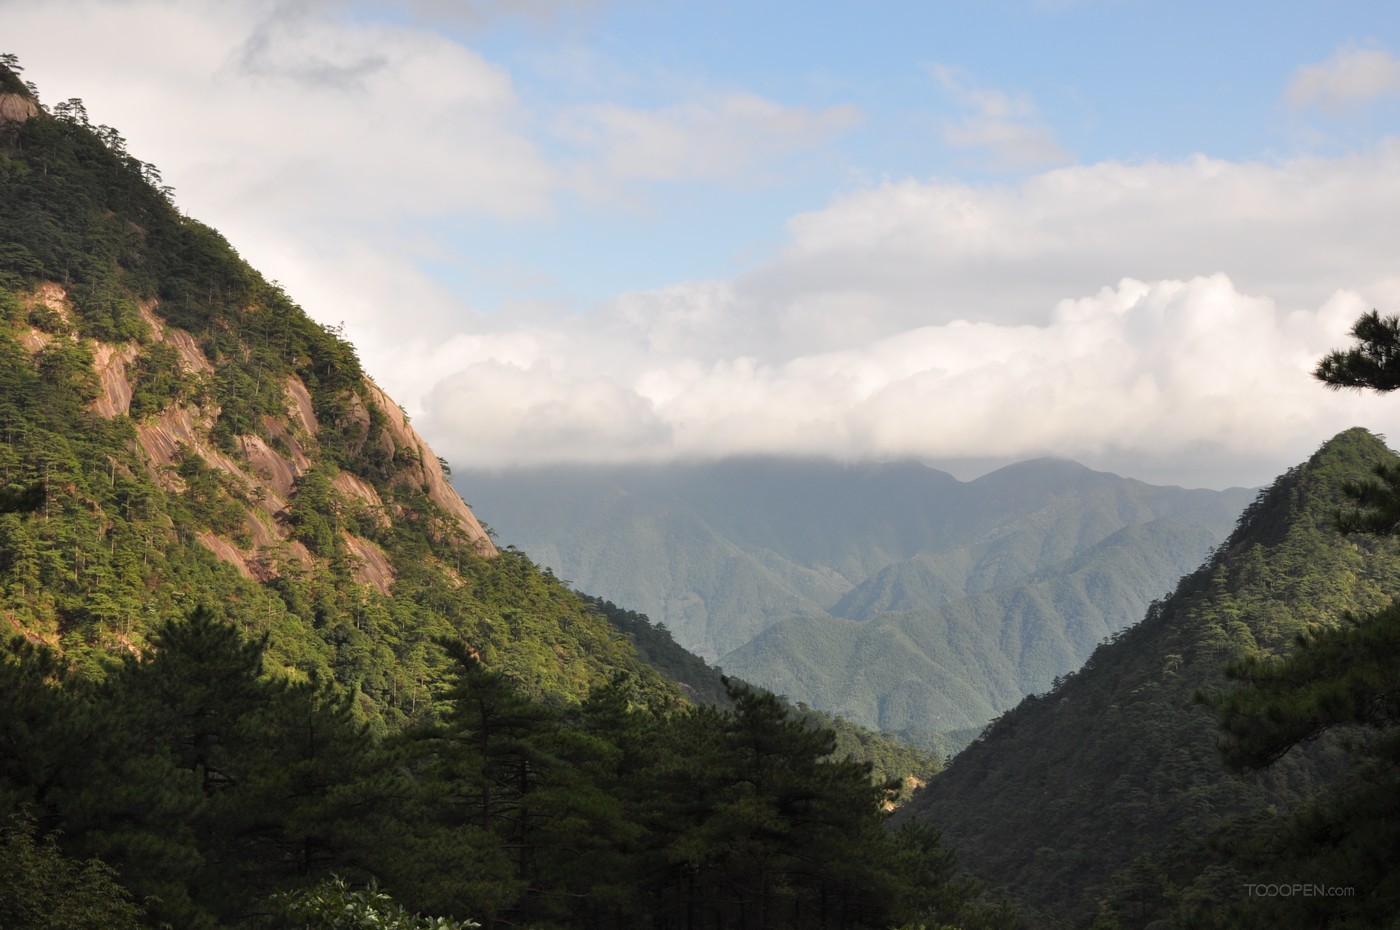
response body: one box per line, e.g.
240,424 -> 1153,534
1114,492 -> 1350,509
975,455 -> 1102,481
1308,425 -> 1389,464
1218,426 -> 1390,553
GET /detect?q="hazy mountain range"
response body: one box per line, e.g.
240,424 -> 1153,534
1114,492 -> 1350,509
457,458 -> 1254,742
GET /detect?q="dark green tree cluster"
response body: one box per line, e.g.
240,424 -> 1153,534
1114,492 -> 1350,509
0,609 -> 1009,930
0,814 -> 143,930
359,643 -> 1000,930
278,877 -> 479,930
0,610 -> 370,928
581,594 -> 735,706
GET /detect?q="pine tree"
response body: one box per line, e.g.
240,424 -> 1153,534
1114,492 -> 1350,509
0,637 -> 78,821
45,608 -> 379,928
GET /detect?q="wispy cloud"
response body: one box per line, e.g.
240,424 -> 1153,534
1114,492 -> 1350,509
557,93 -> 862,189
1286,44 -> 1400,114
927,63 -> 1068,170
398,0 -> 608,30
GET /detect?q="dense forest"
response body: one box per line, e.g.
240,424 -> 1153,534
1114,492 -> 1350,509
583,594 -> 943,787
2,608 -> 1004,929
0,56 -> 976,929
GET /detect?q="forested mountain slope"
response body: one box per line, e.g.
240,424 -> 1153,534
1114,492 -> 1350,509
901,428 -> 1400,927
0,61 -> 686,721
719,516 -> 1221,742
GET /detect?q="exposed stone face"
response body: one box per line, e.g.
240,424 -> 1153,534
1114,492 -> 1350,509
42,278 -> 499,586
167,328 -> 214,376
197,531 -> 254,580
90,342 -> 139,418
285,376 -> 319,436
361,379 -> 497,557
341,530 -> 394,595
135,406 -> 210,473
239,433 -> 300,502
333,471 -> 390,527
0,92 -> 38,125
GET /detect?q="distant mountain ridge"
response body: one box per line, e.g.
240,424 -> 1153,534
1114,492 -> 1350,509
721,516 -> 1224,740
457,457 -> 1253,741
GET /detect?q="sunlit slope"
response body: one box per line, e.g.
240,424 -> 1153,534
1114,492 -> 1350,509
0,65 -> 674,721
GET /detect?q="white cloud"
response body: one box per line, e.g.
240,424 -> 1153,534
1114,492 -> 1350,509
396,0 -> 606,29
419,271 -> 1396,488
424,360 -> 674,464
1286,45 -> 1400,114
557,93 -> 862,188
410,149 -> 1400,487
752,148 -> 1400,345
6,3 -> 556,227
928,63 -> 1068,170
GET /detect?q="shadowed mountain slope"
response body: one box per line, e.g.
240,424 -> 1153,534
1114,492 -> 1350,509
899,428 -> 1400,927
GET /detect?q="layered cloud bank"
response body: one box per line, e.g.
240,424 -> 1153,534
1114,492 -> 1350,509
415,150 -> 1400,486
420,271 -> 1388,487
8,4 -> 1400,487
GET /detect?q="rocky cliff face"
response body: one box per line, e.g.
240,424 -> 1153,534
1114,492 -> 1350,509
358,378 -> 495,555
0,91 -> 37,125
14,282 -> 496,594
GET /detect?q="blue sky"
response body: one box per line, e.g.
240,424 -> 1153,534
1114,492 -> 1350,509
445,0 -> 1400,304
7,0 -> 1400,487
